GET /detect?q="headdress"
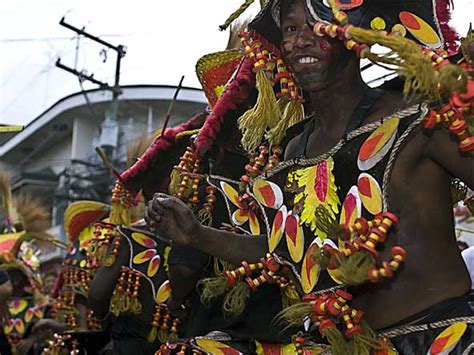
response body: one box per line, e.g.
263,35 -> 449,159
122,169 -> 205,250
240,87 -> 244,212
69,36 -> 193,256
222,0 -> 474,152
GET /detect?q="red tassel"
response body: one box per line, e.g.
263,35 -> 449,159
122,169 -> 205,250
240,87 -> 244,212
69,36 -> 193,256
435,0 -> 459,55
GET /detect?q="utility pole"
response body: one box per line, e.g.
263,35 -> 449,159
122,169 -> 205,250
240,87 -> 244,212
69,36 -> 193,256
56,17 -> 126,121
56,18 -> 127,156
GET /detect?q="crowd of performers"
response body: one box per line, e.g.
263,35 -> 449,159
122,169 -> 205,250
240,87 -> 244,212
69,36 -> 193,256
1,0 -> 474,353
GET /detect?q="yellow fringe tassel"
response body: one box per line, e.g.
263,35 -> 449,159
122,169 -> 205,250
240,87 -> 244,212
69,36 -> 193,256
335,251 -> 374,285
347,321 -> 381,355
196,208 -> 213,227
213,258 -> 233,276
274,302 -> 313,329
110,201 -> 132,226
347,26 -> 443,100
198,276 -> 230,306
223,282 -> 250,316
158,328 -> 170,343
219,0 -> 255,31
147,327 -> 157,343
238,70 -> 281,152
281,284 -> 301,309
267,98 -> 305,146
324,327 -> 348,355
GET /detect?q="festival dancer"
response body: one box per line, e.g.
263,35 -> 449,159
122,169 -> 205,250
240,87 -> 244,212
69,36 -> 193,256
146,0 -> 474,353
0,171 -> 66,354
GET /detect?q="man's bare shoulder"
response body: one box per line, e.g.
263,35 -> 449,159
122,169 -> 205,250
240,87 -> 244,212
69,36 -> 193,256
367,90 -> 414,124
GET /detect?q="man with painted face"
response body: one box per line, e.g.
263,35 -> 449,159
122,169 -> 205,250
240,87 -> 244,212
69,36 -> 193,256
147,0 -> 474,353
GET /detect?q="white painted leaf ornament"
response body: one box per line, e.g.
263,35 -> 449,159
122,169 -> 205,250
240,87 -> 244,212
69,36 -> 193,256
357,117 -> 399,171
357,173 -> 383,215
428,322 -> 467,354
285,212 -> 304,263
300,238 -> 322,293
269,205 -> 287,252
252,178 -> 284,210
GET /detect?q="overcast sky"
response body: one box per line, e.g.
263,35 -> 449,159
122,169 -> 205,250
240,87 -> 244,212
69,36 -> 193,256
0,0 -> 472,125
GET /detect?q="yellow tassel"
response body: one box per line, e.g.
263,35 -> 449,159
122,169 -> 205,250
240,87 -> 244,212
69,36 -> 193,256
198,276 -> 230,305
130,298 -> 142,315
168,332 -> 178,342
348,26 -> 440,99
239,70 -> 281,152
96,243 -> 109,265
196,208 -> 213,227
281,285 -> 300,309
347,321 -> 381,355
213,258 -> 233,276
104,254 -> 116,267
219,0 -> 254,31
110,293 -> 121,316
438,64 -> 468,95
324,327 -> 348,355
110,201 -> 132,226
158,328 -> 170,343
168,168 -> 192,198
223,282 -> 250,316
147,327 -> 157,343
274,302 -> 313,329
267,99 -> 305,146
335,251 -> 374,285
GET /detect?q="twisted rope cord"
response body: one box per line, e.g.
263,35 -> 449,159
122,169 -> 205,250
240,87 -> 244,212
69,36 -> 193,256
382,104 -> 427,211
378,316 -> 474,338
263,104 -> 422,179
219,0 -> 255,31
462,343 -> 474,355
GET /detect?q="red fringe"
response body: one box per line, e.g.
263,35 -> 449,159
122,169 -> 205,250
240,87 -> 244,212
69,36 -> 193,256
194,57 -> 255,156
120,112 -> 206,184
435,0 -> 459,54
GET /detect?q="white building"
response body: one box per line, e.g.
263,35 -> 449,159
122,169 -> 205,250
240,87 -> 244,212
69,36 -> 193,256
0,84 -> 207,257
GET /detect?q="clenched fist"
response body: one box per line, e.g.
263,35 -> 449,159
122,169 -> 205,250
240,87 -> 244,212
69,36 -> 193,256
145,193 -> 202,246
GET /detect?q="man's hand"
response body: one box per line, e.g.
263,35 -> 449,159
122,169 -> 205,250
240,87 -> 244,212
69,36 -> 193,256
16,337 -> 35,355
145,193 -> 202,246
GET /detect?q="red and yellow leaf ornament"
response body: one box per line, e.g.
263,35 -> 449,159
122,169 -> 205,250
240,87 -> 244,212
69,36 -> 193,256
132,249 -> 157,265
339,186 -> 361,227
358,117 -> 399,171
8,299 -> 28,316
147,255 -> 161,277
399,11 -> 442,49
288,158 -> 340,238
221,181 -> 261,235
357,173 -> 383,215
285,212 -> 304,263
195,338 -> 243,355
131,232 -> 157,248
269,205 -> 287,253
428,322 -> 467,354
155,280 -> 171,304
252,179 -> 284,210
300,238 -> 322,293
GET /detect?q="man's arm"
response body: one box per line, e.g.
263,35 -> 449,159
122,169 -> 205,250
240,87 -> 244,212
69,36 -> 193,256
146,193 -> 268,265
425,127 -> 474,189
0,271 -> 12,324
88,238 -> 129,318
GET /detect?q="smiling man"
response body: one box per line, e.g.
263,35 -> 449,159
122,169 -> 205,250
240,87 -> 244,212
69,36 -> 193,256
146,0 -> 474,353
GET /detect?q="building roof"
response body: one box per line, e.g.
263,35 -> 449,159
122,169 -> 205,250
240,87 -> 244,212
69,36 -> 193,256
0,85 -> 207,158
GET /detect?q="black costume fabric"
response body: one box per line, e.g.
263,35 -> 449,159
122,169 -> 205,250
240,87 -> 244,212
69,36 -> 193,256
111,315 -> 157,355
386,292 -> 474,354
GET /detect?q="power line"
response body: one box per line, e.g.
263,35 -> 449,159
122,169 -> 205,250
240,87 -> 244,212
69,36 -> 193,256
0,34 -> 131,43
